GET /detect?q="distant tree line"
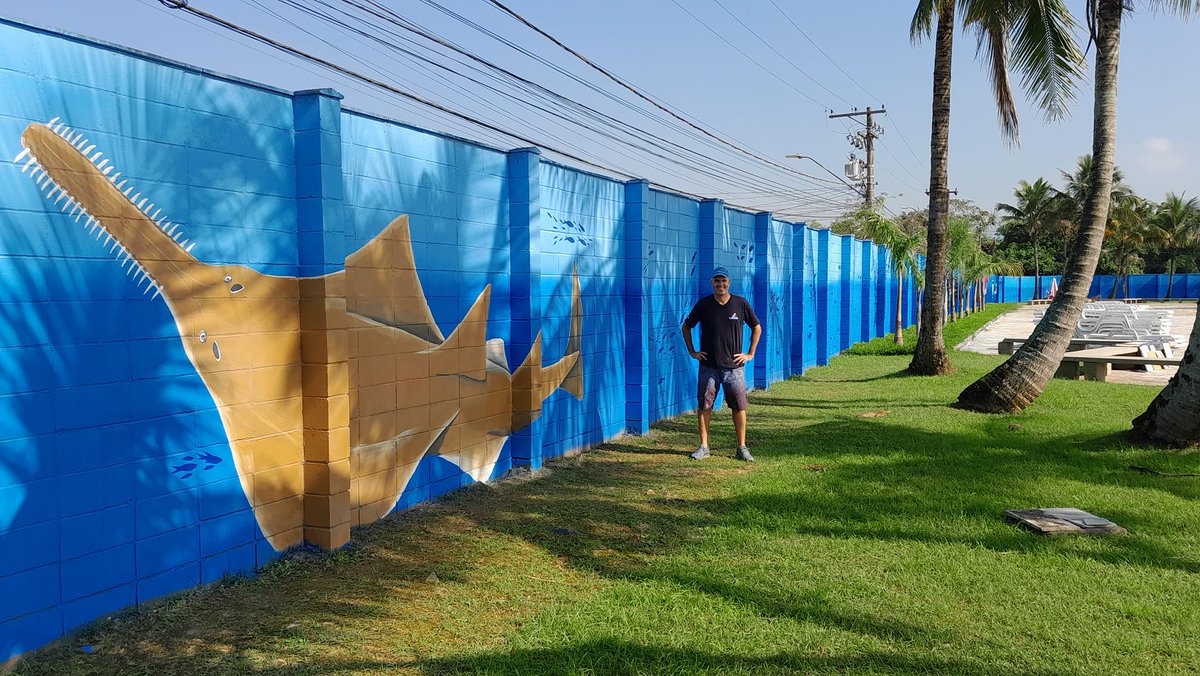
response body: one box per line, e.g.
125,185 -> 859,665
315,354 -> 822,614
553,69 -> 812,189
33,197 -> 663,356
993,155 -> 1199,299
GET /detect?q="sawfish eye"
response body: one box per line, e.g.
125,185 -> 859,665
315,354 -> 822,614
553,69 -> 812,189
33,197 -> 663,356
223,275 -> 232,283
212,340 -> 221,361
230,284 -> 244,294
198,330 -> 207,344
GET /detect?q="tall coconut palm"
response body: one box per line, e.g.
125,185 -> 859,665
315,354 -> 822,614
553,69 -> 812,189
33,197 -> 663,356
858,209 -> 921,344
909,0 -> 1084,376
1149,193 -> 1200,299
1056,154 -> 1134,266
996,178 -> 1060,299
959,0 -> 1200,413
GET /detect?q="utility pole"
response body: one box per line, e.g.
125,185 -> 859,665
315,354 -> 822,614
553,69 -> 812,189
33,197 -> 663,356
829,106 -> 885,208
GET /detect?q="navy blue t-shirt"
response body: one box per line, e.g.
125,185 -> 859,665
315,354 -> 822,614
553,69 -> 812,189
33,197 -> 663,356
684,294 -> 759,369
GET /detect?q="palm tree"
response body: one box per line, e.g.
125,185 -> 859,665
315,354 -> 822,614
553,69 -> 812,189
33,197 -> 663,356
909,0 -> 1084,376
958,0 -> 1199,413
1132,301 -> 1200,447
1148,193 -> 1200,299
996,178 -> 1060,299
858,210 -> 921,344
1056,154 -> 1134,267
1104,194 -> 1152,298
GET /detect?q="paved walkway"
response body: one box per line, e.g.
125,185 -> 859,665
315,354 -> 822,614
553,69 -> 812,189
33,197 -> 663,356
956,302 -> 1197,386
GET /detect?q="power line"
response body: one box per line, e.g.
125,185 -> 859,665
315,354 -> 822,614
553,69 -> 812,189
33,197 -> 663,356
480,0 -> 834,184
707,0 -> 850,107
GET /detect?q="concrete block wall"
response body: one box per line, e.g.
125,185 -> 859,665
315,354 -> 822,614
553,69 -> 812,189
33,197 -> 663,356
0,17 -> 925,659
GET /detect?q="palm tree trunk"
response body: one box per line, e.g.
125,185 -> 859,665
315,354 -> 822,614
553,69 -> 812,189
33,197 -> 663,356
1132,299 -> 1200,447
894,274 -> 905,344
1165,261 -> 1175,299
1110,273 -> 1120,299
909,0 -> 953,375
957,0 -> 1122,413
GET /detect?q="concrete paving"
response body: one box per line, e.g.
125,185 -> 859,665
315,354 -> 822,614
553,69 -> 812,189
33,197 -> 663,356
955,301 -> 1197,386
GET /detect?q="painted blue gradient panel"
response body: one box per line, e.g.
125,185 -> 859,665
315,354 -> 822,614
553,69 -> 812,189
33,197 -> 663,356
792,226 -> 819,372
340,111 -> 512,498
647,190 -> 701,420
860,241 -> 878,341
538,163 -> 626,459
765,219 -> 791,384
840,236 -> 862,349
817,230 -> 843,365
0,19 -> 280,659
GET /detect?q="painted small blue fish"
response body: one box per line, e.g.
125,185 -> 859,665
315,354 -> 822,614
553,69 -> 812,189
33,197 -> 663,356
171,462 -> 198,479
196,451 -> 223,469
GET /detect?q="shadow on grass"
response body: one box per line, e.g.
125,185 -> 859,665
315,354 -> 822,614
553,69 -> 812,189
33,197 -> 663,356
418,638 -> 1066,676
14,375 -> 1197,674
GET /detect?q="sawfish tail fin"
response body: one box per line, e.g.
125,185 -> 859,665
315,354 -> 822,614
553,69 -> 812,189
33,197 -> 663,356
511,268 -> 584,430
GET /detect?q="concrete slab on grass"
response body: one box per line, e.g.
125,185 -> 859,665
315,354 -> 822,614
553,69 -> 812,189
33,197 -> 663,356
1005,508 -> 1127,536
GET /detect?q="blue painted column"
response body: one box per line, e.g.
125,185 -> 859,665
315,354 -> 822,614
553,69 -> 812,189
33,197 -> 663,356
293,88 -> 345,276
697,199 -> 723,298
623,179 -> 651,434
789,224 -> 806,375
293,88 -> 351,550
507,147 -> 543,469
752,212 -> 771,389
877,247 -> 892,337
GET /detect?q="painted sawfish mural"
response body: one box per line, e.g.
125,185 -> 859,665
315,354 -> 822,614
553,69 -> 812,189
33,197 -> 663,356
15,118 -> 584,549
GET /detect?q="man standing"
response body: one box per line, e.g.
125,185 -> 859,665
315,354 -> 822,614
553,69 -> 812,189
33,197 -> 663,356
682,266 -> 761,461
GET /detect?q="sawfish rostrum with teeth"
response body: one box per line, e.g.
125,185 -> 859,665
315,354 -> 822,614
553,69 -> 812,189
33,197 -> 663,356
17,119 -> 583,549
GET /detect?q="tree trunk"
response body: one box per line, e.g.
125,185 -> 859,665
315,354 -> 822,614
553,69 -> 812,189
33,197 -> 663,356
1033,236 -> 1041,299
1132,299 -> 1200,447
1165,262 -> 1175,299
956,0 -> 1122,413
1110,273 -> 1120,299
909,0 -> 953,375
894,274 -> 905,344
916,287 -> 924,338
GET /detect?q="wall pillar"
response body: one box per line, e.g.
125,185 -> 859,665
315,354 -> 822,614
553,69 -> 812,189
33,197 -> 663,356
623,179 -> 651,434
697,199 -> 723,298
293,88 -> 350,550
507,147 -> 544,468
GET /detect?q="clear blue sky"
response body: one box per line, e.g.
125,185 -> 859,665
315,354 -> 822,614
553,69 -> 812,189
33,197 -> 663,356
5,0 -> 1197,224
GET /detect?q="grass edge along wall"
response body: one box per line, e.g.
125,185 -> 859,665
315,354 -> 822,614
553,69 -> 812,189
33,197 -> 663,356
0,17 -> 917,660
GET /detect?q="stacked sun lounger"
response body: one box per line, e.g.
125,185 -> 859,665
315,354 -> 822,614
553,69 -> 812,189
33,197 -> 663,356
1073,302 -> 1174,342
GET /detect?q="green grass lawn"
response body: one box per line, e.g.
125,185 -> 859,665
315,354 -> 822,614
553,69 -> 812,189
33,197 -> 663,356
16,316 -> 1200,675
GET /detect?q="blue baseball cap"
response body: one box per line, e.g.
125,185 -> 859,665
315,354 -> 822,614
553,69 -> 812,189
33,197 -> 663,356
711,265 -> 730,279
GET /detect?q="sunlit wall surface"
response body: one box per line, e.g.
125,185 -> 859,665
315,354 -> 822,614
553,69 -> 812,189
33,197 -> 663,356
0,18 -> 917,659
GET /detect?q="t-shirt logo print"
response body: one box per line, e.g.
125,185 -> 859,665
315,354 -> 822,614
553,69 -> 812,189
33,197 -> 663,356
729,313 -> 739,320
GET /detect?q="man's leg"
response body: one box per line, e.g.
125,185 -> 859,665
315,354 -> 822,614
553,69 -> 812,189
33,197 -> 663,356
693,366 -> 717,459
698,410 -> 712,448
726,367 -> 754,461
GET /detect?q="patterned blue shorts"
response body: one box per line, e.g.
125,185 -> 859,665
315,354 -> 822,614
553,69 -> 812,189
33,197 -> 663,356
697,365 -> 748,411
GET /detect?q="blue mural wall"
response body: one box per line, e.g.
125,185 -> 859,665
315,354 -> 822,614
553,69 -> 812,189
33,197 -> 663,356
0,18 -> 923,659
987,274 -> 1200,303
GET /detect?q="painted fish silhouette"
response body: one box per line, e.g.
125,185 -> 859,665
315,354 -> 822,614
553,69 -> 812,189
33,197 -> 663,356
17,119 -> 584,550
171,461 -> 198,479
196,450 -> 222,469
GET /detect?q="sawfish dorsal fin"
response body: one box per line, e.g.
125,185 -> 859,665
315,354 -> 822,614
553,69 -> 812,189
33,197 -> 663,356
344,214 -> 445,344
421,284 -> 491,381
